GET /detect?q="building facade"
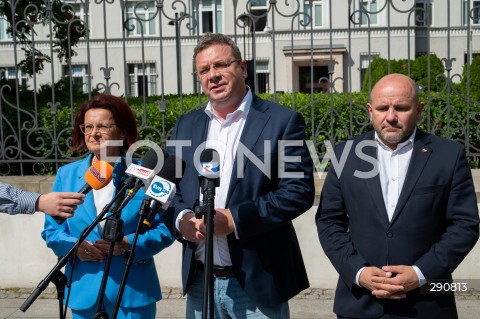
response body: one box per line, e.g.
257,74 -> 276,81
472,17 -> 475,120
1,0 -> 478,97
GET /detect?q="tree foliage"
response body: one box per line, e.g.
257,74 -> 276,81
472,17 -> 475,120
0,0 -> 86,75
460,55 -> 480,103
362,54 -> 446,92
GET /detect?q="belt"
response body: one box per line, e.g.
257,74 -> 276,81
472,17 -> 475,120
196,261 -> 236,278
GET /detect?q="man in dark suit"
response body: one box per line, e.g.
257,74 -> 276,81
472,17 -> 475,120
167,33 -> 315,318
316,73 -> 479,319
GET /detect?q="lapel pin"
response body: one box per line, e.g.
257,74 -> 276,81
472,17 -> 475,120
421,148 -> 427,153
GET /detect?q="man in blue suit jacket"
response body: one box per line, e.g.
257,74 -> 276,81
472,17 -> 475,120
316,73 -> 479,318
167,33 -> 315,318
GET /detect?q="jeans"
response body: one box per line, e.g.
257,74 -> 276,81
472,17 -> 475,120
186,268 -> 289,319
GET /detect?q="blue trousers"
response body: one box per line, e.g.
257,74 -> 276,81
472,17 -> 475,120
71,298 -> 156,319
186,268 -> 289,319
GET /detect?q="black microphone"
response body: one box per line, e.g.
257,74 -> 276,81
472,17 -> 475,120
53,160 -> 114,224
199,148 -> 220,193
141,156 -> 185,233
111,147 -> 170,214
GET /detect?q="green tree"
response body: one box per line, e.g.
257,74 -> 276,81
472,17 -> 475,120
363,55 -> 446,93
1,0 -> 86,75
460,55 -> 480,103
411,54 -> 445,92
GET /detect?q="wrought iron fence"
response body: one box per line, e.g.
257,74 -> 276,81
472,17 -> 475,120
1,0 -> 480,175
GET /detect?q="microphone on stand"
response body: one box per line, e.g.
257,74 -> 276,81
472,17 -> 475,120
52,160 -> 113,225
111,147 -> 170,214
141,156 -> 185,233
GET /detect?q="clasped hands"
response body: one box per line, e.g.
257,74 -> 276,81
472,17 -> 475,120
359,265 -> 419,300
77,237 -> 131,261
179,209 -> 234,242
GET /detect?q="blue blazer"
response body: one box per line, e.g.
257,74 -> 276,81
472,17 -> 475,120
168,94 -> 315,306
42,154 -> 174,310
316,130 -> 480,318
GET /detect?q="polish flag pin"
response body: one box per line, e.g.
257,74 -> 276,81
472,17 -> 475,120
421,148 -> 427,153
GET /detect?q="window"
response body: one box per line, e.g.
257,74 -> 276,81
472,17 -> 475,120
126,1 -> 157,37
127,63 -> 157,97
0,14 -> 12,41
303,1 -> 323,29
193,0 -> 223,35
415,1 -> 433,26
249,0 -> 268,32
0,67 -> 27,87
360,0 -> 378,25
62,64 -> 90,93
250,0 -> 268,9
360,53 -> 379,90
256,60 -> 270,93
64,0 -> 89,24
464,52 -> 480,64
463,0 -> 480,26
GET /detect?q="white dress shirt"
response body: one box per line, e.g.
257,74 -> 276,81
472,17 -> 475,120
177,88 -> 253,267
356,129 -> 426,286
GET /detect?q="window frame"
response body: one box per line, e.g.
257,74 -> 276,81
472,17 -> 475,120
125,1 -> 157,37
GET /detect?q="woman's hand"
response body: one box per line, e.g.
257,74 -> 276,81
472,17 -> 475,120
77,241 -> 106,261
94,236 -> 130,256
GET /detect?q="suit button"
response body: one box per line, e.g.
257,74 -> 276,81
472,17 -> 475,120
386,231 -> 393,238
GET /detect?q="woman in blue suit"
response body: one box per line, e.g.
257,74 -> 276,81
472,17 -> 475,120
42,94 -> 173,319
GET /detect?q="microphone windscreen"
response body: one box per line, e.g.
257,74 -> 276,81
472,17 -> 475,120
112,157 -> 128,189
85,160 -> 113,190
157,156 -> 178,182
199,148 -> 220,178
141,147 -> 170,170
200,148 -> 219,163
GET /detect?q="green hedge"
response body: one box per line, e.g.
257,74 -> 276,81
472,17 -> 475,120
3,88 -> 480,175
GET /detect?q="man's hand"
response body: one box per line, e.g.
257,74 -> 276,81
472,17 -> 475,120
371,265 -> 419,297
359,266 -> 405,299
36,192 -> 85,218
179,212 -> 206,242
212,208 -> 234,236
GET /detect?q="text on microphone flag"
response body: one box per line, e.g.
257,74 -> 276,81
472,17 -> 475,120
145,176 -> 176,209
201,162 -> 219,174
88,160 -> 114,189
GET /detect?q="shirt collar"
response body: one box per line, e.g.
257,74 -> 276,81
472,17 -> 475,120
375,128 -> 416,152
204,86 -> 252,122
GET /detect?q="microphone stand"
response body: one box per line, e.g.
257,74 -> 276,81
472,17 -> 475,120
50,265 -> 67,319
93,211 -> 124,319
93,184 -> 132,319
110,199 -> 151,319
19,188 -> 127,314
195,176 -> 219,319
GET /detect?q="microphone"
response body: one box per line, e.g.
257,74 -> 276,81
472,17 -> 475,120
53,160 -> 114,224
111,147 -> 170,214
199,148 -> 220,179
141,156 -> 184,232
199,148 -> 220,190
195,148 -> 220,220
112,156 -> 139,189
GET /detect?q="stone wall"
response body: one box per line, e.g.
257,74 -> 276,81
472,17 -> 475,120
0,173 -> 479,293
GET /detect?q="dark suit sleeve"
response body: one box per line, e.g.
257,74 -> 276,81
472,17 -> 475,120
315,143 -> 369,289
229,111 -> 315,242
414,145 -> 479,279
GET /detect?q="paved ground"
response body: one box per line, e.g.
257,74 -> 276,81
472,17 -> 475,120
0,288 -> 479,318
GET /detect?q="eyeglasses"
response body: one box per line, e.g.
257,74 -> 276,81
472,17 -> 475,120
195,59 -> 241,77
79,123 -> 117,135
